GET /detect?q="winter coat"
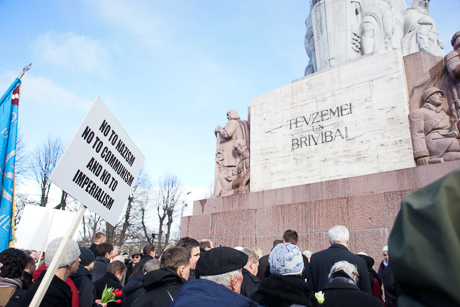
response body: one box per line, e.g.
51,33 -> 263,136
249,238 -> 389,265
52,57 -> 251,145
20,270 -> 72,307
240,268 -> 260,298
250,274 -> 319,307
171,279 -> 261,307
122,274 -> 145,307
308,244 -> 371,293
32,263 -> 80,307
132,268 -> 186,307
91,257 -> 110,282
71,266 -> 97,307
93,272 -> 123,307
321,277 -> 384,307
89,243 -> 98,257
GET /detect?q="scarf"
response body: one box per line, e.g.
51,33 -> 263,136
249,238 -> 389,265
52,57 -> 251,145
0,277 -> 22,289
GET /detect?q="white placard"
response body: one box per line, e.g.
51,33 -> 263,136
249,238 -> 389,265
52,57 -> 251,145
14,205 -> 78,251
50,97 -> 145,225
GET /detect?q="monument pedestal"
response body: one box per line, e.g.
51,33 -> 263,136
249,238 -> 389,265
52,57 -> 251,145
182,160 -> 460,265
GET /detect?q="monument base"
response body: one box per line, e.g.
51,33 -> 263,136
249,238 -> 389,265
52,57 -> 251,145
182,161 -> 460,265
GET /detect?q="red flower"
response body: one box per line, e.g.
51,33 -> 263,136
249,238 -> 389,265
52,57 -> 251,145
116,291 -> 122,296
116,299 -> 122,304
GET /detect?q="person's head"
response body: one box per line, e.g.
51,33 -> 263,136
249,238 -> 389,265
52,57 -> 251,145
423,87 -> 444,107
143,259 -> 160,274
96,242 -> 113,259
252,247 -> 263,259
93,232 -> 106,244
177,237 -> 200,271
233,140 -> 247,154
197,247 -> 247,294
45,237 -> 81,278
143,244 -> 156,258
283,230 -> 299,245
328,225 -> 350,246
79,247 -> 95,272
269,243 -> 304,276
131,251 -> 141,264
226,109 -> 240,121
24,256 -> 36,274
302,250 -> 313,262
107,260 -> 126,281
410,0 -> 429,12
452,31 -> 460,49
161,247 -> 191,280
272,240 -> 283,250
382,246 -> 389,263
0,248 -> 28,279
199,239 -> 213,253
328,261 -> 359,285
240,247 -> 259,276
111,246 -> 121,259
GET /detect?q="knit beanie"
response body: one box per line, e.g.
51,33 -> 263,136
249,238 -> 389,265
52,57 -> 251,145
269,243 -> 304,275
45,237 -> 80,268
79,247 -> 95,267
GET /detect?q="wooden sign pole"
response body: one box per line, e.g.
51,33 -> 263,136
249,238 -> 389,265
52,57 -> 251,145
29,204 -> 86,307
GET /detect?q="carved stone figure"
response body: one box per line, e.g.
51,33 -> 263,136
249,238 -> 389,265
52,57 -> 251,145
220,140 -> 250,196
444,31 -> 460,112
409,87 -> 460,165
213,110 -> 249,197
401,0 -> 444,57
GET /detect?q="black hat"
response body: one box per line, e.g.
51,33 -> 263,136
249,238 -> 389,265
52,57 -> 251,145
196,247 -> 248,276
79,247 -> 95,267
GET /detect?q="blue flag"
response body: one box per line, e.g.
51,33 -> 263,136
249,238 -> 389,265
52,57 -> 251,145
0,78 -> 21,252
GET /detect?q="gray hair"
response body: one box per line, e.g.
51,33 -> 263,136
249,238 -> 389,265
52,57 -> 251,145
200,269 -> 241,288
143,259 -> 160,274
328,225 -> 350,244
328,261 -> 359,281
113,246 -> 122,256
302,250 -> 312,258
241,247 -> 259,266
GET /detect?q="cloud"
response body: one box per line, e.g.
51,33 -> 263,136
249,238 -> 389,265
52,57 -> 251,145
32,32 -> 111,77
21,74 -> 92,110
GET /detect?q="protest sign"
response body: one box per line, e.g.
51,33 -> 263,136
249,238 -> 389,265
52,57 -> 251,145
50,96 -> 145,225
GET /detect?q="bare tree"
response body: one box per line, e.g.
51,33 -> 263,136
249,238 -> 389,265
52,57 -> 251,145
80,210 -> 104,246
27,137 -> 64,207
154,173 -> 185,254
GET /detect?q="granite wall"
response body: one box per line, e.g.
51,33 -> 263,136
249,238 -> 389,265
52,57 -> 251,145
181,160 -> 460,267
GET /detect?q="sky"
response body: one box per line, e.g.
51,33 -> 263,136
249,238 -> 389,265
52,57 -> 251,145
1,0 -> 459,212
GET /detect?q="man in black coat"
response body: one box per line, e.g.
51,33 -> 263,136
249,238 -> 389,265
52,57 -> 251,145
308,225 -> 371,293
321,261 -> 383,307
130,247 -> 190,307
93,261 -> 126,307
91,242 -> 113,282
72,247 -> 97,307
239,248 -> 260,298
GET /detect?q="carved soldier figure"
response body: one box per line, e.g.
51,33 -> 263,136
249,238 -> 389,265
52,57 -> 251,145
213,110 -> 249,196
401,0 -> 444,56
409,87 -> 460,165
220,140 -> 250,196
444,31 -> 460,110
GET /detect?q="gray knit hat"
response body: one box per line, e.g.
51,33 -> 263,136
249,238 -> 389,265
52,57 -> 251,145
45,237 -> 80,268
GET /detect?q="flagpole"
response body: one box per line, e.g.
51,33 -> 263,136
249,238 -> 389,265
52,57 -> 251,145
18,63 -> 32,79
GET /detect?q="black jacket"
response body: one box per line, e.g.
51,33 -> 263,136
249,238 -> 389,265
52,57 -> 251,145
93,272 -> 123,307
89,243 -> 98,257
122,274 -> 145,307
72,266 -> 97,307
240,268 -> 260,298
91,256 -> 110,282
308,244 -> 371,293
321,277 -> 384,307
250,274 -> 319,307
132,268 -> 186,307
20,270 -> 72,307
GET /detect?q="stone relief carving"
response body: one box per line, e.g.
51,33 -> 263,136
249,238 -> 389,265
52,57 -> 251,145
401,0 -> 444,57
213,110 -> 250,197
409,87 -> 460,165
304,0 -> 444,75
444,32 -> 460,110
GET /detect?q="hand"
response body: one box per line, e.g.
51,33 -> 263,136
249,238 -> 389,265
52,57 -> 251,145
416,157 -> 429,165
215,125 -> 221,134
95,300 -> 107,307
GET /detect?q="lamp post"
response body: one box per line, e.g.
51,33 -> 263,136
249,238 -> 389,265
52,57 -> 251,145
178,191 -> 191,239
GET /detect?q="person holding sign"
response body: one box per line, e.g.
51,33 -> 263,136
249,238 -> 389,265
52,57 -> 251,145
20,237 -> 81,307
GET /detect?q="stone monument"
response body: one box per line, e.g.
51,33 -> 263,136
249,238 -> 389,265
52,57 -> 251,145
182,2 -> 459,266
213,110 -> 250,197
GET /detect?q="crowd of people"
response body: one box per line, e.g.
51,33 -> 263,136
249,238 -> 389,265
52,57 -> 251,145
0,226 -> 397,307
